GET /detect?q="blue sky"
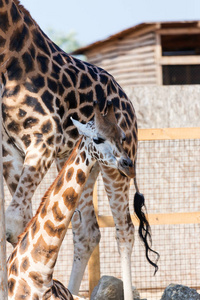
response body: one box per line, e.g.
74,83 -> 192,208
20,0 -> 200,47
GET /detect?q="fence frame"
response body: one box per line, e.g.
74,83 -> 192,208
0,109 -> 8,299
88,127 -> 200,296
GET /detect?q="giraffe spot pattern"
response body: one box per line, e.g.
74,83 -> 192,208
41,119 -> 52,134
19,231 -> 29,255
76,169 -> 86,186
40,198 -> 50,219
62,187 -> 78,210
20,257 -> 30,272
7,57 -> 23,81
8,278 -> 16,297
9,25 -> 29,52
33,294 -> 39,300
66,167 -> 74,182
80,151 -> 86,163
22,51 -> 34,73
16,278 -> 31,299
37,54 -> 49,73
31,235 -> 58,264
31,219 -> 40,239
53,172 -> 64,196
23,116 -> 39,129
7,120 -> 20,135
52,202 -> 65,221
0,11 -> 9,32
23,95 -> 46,115
32,28 -> 50,55
10,2 -> 21,23
22,134 -> 31,148
29,271 -> 44,288
75,157 -> 80,165
44,220 -> 65,238
9,259 -> 18,276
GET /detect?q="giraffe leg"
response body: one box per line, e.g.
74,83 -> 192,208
100,165 -> 134,300
55,158 -> 101,295
68,164 -> 101,295
5,146 -> 55,246
3,139 -> 24,197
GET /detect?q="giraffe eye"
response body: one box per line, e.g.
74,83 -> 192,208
120,136 -> 126,144
93,137 -> 105,144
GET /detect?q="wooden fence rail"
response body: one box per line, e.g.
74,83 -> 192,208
88,127 -> 200,296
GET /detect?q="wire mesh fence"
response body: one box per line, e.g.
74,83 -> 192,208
96,136 -> 200,299
4,128 -> 200,299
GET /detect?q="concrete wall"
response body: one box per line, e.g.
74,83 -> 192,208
124,85 -> 200,129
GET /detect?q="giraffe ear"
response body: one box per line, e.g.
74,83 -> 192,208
71,117 -> 94,138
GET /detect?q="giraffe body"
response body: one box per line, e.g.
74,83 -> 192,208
7,103 -> 134,299
1,1 -> 158,299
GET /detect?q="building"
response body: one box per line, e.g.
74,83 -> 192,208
72,21 -> 200,88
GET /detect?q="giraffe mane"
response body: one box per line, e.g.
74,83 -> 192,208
13,0 -> 36,24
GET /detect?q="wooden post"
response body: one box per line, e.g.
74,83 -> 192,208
155,33 -> 162,85
0,110 -> 8,299
88,182 -> 100,297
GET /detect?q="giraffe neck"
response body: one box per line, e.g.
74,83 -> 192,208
0,0 -> 43,81
12,137 -> 95,291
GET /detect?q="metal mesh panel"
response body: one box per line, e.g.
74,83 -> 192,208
97,138 -> 200,299
162,65 -> 200,85
5,138 -> 200,299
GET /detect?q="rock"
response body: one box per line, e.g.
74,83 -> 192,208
91,276 -> 123,300
132,286 -> 140,299
161,283 -> 200,300
90,275 -> 141,300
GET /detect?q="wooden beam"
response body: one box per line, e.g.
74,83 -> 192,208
138,127 -> 200,141
88,245 -> 101,297
159,55 -> 200,65
98,211 -> 200,227
88,182 -> 100,297
0,114 -> 8,299
155,33 -> 162,85
157,28 -> 200,35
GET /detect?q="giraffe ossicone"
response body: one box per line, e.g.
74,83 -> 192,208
7,102 -> 134,300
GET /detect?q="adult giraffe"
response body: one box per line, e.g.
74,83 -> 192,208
0,0 -> 159,299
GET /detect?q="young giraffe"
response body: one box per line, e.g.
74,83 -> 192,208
7,102 -> 134,300
1,0 -> 159,298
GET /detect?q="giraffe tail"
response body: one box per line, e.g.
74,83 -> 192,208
133,177 -> 160,275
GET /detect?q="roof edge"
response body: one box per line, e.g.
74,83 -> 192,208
71,20 -> 200,55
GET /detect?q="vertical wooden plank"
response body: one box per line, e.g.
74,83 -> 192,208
155,33 -> 162,85
88,182 -> 100,297
0,108 -> 8,299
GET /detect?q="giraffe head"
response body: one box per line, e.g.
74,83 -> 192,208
72,101 -> 135,178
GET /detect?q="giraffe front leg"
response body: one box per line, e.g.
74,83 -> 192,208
5,146 -> 55,246
101,166 -> 134,300
67,164 -> 101,295
3,138 -> 24,197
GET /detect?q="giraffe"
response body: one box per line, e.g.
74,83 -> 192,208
7,101 -> 135,300
0,0 -> 159,299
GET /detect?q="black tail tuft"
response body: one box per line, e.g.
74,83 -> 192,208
134,191 -> 160,275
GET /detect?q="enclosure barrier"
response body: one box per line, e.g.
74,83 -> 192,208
0,111 -> 8,299
88,127 -> 200,298
4,127 -> 200,300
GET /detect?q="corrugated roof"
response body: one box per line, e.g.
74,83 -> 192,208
72,20 -> 200,54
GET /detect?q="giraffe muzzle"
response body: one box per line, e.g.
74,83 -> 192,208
6,230 -> 18,247
118,157 -> 135,178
